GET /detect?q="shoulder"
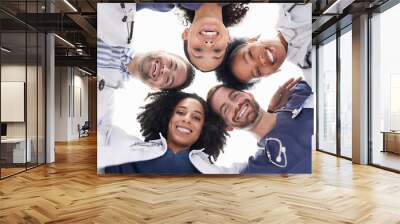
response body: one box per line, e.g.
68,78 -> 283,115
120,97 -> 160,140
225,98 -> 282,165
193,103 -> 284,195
189,149 -> 245,174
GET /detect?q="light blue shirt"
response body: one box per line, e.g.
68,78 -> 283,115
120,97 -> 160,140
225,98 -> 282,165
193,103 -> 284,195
97,38 -> 135,82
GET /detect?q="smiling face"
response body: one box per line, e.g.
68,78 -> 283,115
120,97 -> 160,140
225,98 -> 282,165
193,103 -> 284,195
231,39 -> 287,83
182,17 -> 230,71
138,51 -> 189,90
167,98 -> 205,150
209,86 -> 260,129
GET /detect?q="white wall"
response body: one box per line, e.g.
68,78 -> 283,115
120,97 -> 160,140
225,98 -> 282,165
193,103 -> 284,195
55,67 -> 89,141
1,65 -> 36,137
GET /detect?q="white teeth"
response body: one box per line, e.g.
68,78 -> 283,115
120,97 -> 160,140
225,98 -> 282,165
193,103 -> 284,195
201,31 -> 217,36
266,49 -> 274,64
238,104 -> 248,119
177,126 -> 191,134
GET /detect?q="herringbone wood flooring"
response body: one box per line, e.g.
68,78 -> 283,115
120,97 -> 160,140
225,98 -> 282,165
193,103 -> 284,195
1,134 -> 400,223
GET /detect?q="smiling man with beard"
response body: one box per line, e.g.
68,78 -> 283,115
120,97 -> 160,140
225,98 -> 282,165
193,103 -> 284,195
126,51 -> 192,90
97,3 -> 196,152
204,78 -> 314,174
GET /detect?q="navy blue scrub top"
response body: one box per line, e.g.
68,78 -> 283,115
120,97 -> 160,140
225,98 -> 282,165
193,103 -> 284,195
242,81 -> 314,174
105,148 -> 200,174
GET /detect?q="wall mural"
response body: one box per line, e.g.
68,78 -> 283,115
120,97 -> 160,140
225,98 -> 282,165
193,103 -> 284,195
97,3 -> 313,175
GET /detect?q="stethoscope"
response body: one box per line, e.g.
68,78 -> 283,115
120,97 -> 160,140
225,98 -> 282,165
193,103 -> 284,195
98,79 -> 123,91
261,137 -> 287,168
120,3 -> 134,45
260,107 -> 302,168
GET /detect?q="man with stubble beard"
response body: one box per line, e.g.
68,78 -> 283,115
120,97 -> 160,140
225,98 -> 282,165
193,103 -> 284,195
202,78 -> 313,174
97,3 -> 195,149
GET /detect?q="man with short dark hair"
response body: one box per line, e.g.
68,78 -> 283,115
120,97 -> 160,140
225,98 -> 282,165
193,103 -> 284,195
97,3 -> 195,150
203,77 -> 314,174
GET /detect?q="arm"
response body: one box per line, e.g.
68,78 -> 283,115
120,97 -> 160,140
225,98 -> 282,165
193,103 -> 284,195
98,126 -> 167,170
275,4 -> 312,67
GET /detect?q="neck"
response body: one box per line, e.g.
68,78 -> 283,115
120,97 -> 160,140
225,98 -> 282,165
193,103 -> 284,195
167,140 -> 188,154
193,3 -> 223,22
249,109 -> 276,140
278,32 -> 288,52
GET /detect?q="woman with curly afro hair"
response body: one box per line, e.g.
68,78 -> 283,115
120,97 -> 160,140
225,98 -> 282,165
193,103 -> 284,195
178,3 -> 249,72
102,90 -> 229,174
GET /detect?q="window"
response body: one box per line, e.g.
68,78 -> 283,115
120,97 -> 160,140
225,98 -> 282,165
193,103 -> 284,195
317,36 -> 337,154
370,2 -> 400,171
340,28 -> 352,158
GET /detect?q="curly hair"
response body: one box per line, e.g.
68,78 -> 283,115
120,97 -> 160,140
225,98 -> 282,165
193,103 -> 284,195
137,91 -> 228,162
215,38 -> 258,90
177,3 -> 249,27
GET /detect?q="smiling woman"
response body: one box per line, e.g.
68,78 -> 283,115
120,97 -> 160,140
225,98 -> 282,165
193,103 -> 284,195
179,3 -> 249,72
103,91 -> 228,174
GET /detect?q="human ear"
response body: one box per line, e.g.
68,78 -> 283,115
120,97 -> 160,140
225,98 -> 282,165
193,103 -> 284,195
181,28 -> 189,40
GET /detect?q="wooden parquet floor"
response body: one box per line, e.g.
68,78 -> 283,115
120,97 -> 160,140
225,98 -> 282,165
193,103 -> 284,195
1,134 -> 400,224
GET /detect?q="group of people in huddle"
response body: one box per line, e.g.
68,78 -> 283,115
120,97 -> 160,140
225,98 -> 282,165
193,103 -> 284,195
97,3 -> 313,174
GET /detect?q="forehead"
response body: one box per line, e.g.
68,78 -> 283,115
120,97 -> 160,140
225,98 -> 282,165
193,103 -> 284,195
211,87 -> 236,107
176,98 -> 204,114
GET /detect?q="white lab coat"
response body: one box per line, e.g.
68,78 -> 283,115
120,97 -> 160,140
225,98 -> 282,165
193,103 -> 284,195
97,3 -> 136,147
97,125 -> 243,174
276,3 -> 313,108
97,3 -> 136,47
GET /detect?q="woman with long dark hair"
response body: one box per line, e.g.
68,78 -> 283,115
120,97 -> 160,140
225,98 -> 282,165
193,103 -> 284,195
99,91 -> 228,174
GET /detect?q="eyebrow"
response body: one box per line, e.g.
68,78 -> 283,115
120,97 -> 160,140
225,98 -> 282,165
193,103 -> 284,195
242,50 -> 248,64
193,110 -> 204,116
177,106 -> 204,115
228,89 -> 236,100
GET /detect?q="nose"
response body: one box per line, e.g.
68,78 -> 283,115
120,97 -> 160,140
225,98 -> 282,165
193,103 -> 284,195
204,40 -> 214,47
160,65 -> 170,75
182,114 -> 192,123
258,53 -> 267,66
253,48 -> 267,66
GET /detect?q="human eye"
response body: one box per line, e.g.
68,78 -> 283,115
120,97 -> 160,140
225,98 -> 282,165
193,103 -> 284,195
256,67 -> 261,77
223,105 -> 228,115
233,92 -> 240,100
176,110 -> 185,115
214,48 -> 222,53
248,49 -> 254,60
194,48 -> 202,52
193,115 -> 202,121
165,76 -> 170,85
